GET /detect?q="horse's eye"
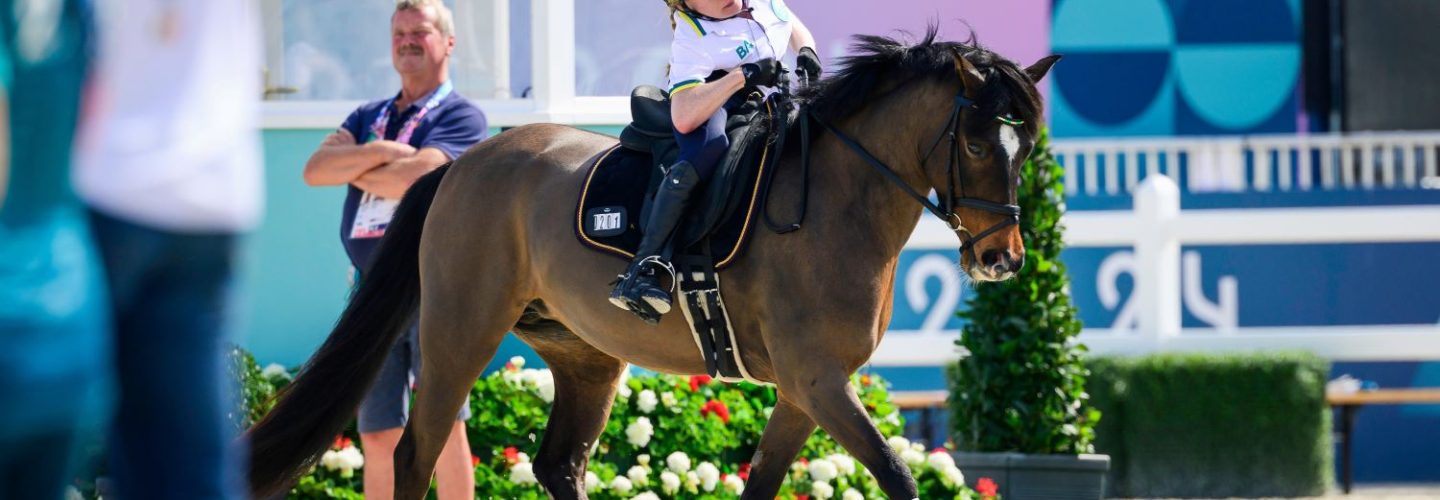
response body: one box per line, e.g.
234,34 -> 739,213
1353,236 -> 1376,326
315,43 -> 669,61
966,142 -> 987,157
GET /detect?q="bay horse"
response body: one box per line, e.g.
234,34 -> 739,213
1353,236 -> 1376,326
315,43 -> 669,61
249,30 -> 1058,499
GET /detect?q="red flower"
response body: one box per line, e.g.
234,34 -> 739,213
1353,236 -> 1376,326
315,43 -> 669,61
503,446 -> 521,465
332,436 -> 352,449
471,455 -> 482,467
737,462 -> 751,481
977,477 -> 998,498
689,375 -> 714,391
700,399 -> 730,423
860,374 -> 872,386
504,361 -> 517,371
798,457 -> 808,465
797,496 -> 809,500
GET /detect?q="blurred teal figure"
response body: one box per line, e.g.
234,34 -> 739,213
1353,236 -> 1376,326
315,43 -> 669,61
0,0 -> 110,498
73,0 -> 262,498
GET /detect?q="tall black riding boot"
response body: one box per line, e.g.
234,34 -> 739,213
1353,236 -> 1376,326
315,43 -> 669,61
609,161 -> 702,322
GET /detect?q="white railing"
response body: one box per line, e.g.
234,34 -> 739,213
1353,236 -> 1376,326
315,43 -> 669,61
1050,131 -> 1440,195
876,175 -> 1440,366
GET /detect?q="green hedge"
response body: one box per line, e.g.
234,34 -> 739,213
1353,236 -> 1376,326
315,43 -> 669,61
1087,353 -> 1332,498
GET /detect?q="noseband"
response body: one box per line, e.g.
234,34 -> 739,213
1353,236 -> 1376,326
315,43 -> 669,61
814,92 -> 1022,262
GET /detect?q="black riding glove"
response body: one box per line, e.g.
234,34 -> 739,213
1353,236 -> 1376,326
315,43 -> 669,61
740,58 -> 781,87
796,46 -> 822,83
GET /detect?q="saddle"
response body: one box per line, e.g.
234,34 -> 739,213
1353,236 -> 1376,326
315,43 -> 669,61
574,84 -> 798,381
577,85 -> 781,268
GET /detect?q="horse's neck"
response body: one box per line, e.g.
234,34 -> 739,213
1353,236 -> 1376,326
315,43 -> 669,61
802,85 -> 951,263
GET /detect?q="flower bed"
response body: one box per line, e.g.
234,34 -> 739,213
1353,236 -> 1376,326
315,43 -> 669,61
233,349 -> 995,499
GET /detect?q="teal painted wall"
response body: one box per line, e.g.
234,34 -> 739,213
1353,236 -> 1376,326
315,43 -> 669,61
243,128 -> 351,366
243,125 -> 618,367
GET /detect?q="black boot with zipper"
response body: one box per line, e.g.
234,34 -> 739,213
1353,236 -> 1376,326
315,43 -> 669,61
609,160 -> 702,323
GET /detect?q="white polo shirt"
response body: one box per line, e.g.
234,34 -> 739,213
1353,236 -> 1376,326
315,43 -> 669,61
667,0 -> 795,94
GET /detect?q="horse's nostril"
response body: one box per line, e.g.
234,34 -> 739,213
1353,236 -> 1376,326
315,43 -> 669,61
981,249 -> 1002,268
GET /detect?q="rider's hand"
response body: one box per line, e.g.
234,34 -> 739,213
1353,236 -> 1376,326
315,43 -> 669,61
796,47 -> 822,83
739,58 -> 781,87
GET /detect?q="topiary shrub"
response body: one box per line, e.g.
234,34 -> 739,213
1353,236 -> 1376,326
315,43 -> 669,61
948,128 -> 1099,455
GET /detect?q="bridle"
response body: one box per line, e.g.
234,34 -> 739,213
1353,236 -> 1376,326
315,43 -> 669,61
813,91 -> 1022,263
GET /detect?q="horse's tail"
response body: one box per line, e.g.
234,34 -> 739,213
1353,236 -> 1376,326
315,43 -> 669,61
247,164 -> 450,497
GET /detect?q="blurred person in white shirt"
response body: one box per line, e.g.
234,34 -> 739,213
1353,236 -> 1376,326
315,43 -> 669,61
73,0 -> 261,497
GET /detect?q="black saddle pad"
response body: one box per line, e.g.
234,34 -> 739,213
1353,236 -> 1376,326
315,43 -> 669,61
573,142 -> 774,271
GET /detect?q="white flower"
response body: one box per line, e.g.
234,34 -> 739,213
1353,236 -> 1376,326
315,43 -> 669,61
666,451 -> 691,474
763,406 -> 774,418
637,389 -> 658,413
696,461 -> 720,491
633,493 -> 661,500
900,448 -> 926,469
320,450 -> 342,470
943,465 -> 965,487
926,450 -> 955,471
628,465 -> 649,486
811,480 -> 835,499
842,488 -> 865,500
661,391 -> 678,409
503,369 -> 523,386
626,417 -> 654,448
660,470 -> 682,494
535,373 -> 555,403
518,369 -> 556,402
337,447 -> 365,471
261,363 -> 290,380
637,454 -> 651,466
723,473 -> 745,495
808,458 -> 839,482
828,454 -> 857,475
509,462 -> 536,484
685,471 -> 700,491
516,451 -> 531,464
509,355 -> 526,369
585,471 -> 602,492
610,476 -> 633,494
886,436 -> 911,453
910,442 -> 925,453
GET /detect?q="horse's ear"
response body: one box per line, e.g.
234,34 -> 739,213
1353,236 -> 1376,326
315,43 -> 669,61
1025,54 -> 1063,83
952,50 -> 985,99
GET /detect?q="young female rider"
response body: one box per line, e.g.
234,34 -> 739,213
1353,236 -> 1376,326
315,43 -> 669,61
609,0 -> 821,319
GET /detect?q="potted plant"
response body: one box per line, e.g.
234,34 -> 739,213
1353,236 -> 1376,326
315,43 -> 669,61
947,129 -> 1109,499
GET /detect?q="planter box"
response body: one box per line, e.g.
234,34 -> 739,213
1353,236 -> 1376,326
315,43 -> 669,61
953,452 -> 1110,500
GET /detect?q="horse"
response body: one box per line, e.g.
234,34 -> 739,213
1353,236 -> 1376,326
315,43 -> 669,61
248,29 -> 1058,499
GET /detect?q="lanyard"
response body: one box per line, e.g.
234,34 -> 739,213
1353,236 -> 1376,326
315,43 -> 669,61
368,80 -> 454,144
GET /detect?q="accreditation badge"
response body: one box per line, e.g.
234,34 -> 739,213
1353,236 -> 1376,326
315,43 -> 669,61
349,192 -> 400,239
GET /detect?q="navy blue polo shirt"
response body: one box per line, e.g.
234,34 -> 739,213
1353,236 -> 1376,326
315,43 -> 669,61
337,86 -> 487,269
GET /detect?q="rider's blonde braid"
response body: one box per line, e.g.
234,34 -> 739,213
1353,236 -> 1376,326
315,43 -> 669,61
663,0 -> 683,30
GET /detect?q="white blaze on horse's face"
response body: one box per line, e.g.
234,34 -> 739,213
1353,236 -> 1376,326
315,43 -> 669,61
998,124 -> 1021,167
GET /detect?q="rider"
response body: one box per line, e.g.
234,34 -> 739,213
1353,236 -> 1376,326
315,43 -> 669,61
609,0 -> 822,319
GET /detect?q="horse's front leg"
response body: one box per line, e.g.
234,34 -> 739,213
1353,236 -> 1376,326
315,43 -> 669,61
741,397 -> 816,499
784,371 -> 917,498
769,335 -> 918,499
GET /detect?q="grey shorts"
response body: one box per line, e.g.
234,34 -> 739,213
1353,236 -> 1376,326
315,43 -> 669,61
356,322 -> 471,433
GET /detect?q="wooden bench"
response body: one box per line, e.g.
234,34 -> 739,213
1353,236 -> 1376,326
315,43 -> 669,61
891,390 -> 949,446
1328,388 -> 1440,494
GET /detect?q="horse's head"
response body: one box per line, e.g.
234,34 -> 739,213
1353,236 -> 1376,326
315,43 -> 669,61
936,49 -> 1059,281
804,30 -> 1059,282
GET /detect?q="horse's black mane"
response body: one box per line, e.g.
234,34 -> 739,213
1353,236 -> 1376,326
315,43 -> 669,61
799,25 -> 1042,136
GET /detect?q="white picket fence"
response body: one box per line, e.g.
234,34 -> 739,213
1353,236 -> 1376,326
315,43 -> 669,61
877,175 -> 1440,366
1051,131 -> 1440,195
